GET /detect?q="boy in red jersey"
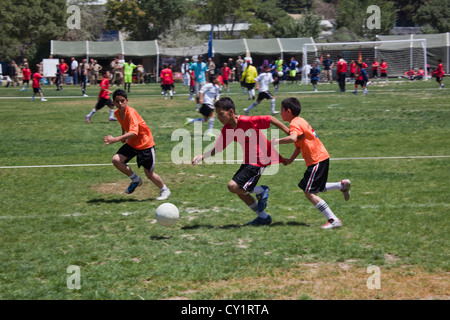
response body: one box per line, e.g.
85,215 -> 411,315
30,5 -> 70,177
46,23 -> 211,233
221,62 -> 231,92
31,65 -> 47,102
103,89 -> 171,200
86,70 -> 117,123
272,97 -> 351,229
371,58 -> 380,80
160,64 -> 174,99
192,97 -> 290,226
20,63 -> 32,91
434,59 -> 445,89
380,59 -> 388,82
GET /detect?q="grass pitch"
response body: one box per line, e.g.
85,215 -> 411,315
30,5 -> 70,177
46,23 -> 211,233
0,78 -> 448,300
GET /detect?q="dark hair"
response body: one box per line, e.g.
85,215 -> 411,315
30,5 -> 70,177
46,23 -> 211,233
214,97 -> 235,112
281,97 -> 301,116
102,69 -> 109,75
113,89 -> 128,100
209,74 -> 218,83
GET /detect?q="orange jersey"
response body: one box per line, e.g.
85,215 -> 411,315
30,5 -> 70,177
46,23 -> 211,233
115,106 -> 155,150
290,117 -> 329,166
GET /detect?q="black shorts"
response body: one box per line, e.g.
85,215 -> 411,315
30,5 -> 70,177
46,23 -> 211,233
298,158 -> 329,193
232,164 -> 265,192
161,84 -> 172,91
257,91 -> 274,101
355,79 -> 367,86
117,144 -> 156,171
199,104 -> 214,117
380,73 -> 387,78
33,87 -> 42,94
311,80 -> 318,85
436,76 -> 443,82
372,70 -> 378,77
95,97 -> 114,110
245,82 -> 255,90
23,79 -> 30,84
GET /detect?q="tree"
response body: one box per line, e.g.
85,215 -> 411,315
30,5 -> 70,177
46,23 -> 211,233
271,11 -> 321,38
336,0 -> 396,39
277,0 -> 312,13
157,17 -> 206,48
106,0 -> 186,40
414,0 -> 450,33
0,0 -> 67,65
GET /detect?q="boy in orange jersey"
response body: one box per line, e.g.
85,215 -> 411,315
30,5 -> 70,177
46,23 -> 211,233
103,89 -> 171,200
272,97 -> 351,229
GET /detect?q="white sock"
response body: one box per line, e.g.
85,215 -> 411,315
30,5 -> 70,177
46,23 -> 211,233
315,200 -> 338,221
190,117 -> 204,123
324,182 -> 342,191
250,186 -> 265,195
169,90 -> 173,97
208,117 -> 215,131
271,99 -> 276,113
247,102 -> 258,111
87,109 -> 96,117
248,200 -> 269,219
160,184 -> 169,191
109,109 -> 115,118
248,90 -> 252,99
129,172 -> 140,183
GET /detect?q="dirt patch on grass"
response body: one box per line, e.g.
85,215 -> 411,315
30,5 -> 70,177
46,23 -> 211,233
187,263 -> 449,300
92,181 -> 155,200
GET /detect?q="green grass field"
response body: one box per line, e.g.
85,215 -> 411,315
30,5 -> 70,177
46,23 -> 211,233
0,78 -> 448,300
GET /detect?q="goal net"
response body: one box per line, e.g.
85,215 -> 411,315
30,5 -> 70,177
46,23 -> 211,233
301,39 -> 428,83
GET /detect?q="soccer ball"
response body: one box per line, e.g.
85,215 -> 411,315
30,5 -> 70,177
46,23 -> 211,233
155,203 -> 179,227
278,71 -> 284,77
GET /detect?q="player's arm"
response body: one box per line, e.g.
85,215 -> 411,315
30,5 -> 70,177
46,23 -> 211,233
192,147 -> 217,166
269,116 -> 290,135
283,147 -> 301,166
199,91 -> 204,105
103,131 -> 136,145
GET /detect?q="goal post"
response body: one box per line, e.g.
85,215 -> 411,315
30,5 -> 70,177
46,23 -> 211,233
301,39 -> 428,83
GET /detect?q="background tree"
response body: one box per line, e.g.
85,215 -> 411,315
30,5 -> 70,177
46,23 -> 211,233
414,0 -> 450,33
0,0 -> 67,65
157,17 -> 206,48
106,0 -> 186,40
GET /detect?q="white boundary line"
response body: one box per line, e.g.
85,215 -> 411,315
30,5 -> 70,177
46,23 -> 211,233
0,155 -> 448,169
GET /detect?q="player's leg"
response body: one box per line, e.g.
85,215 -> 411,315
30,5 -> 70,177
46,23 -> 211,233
112,146 -> 143,194
323,180 -> 351,201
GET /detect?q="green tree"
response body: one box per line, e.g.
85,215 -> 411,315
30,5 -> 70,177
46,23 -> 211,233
106,0 -> 186,40
271,11 -> 321,38
414,0 -> 450,33
336,0 -> 396,39
0,0 -> 67,64
277,0 -> 312,13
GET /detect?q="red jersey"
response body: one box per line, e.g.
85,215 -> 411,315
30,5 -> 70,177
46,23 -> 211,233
221,67 -> 231,80
160,68 -> 173,85
350,63 -> 356,74
59,63 -> 68,74
99,77 -> 110,99
214,115 -> 281,167
189,70 -> 195,87
437,63 -> 445,77
32,73 -> 42,88
372,61 -> 379,70
217,75 -> 224,85
337,60 -> 347,74
380,62 -> 388,73
22,68 -> 32,81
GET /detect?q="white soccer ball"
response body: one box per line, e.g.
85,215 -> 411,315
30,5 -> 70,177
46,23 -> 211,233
155,203 -> 179,227
278,71 -> 284,77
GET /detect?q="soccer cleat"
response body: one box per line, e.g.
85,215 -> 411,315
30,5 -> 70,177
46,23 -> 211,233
341,179 -> 351,201
184,118 -> 191,126
245,215 -> 272,226
157,188 -> 171,201
256,185 -> 270,212
243,108 -> 249,116
352,91 -> 357,95
205,131 -> 216,138
31,97 -> 35,102
82,94 -> 89,97
271,111 -> 280,115
125,178 -> 143,194
109,117 -> 118,122
86,115 -> 91,124
41,99 -> 47,102
320,219 -> 342,229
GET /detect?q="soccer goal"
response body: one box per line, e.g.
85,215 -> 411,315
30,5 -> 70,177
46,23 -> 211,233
301,39 -> 428,83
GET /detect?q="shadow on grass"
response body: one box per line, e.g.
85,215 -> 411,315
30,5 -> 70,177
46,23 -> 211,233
87,197 -> 155,204
181,221 -> 310,230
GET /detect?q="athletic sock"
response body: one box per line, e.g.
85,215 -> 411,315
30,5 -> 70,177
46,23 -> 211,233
129,172 -> 140,183
315,200 -> 338,222
271,99 -> 276,113
325,182 -> 342,191
248,200 -> 269,219
109,109 -> 115,119
250,186 -> 265,195
208,117 -> 215,131
87,109 -> 96,117
247,102 -> 258,111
